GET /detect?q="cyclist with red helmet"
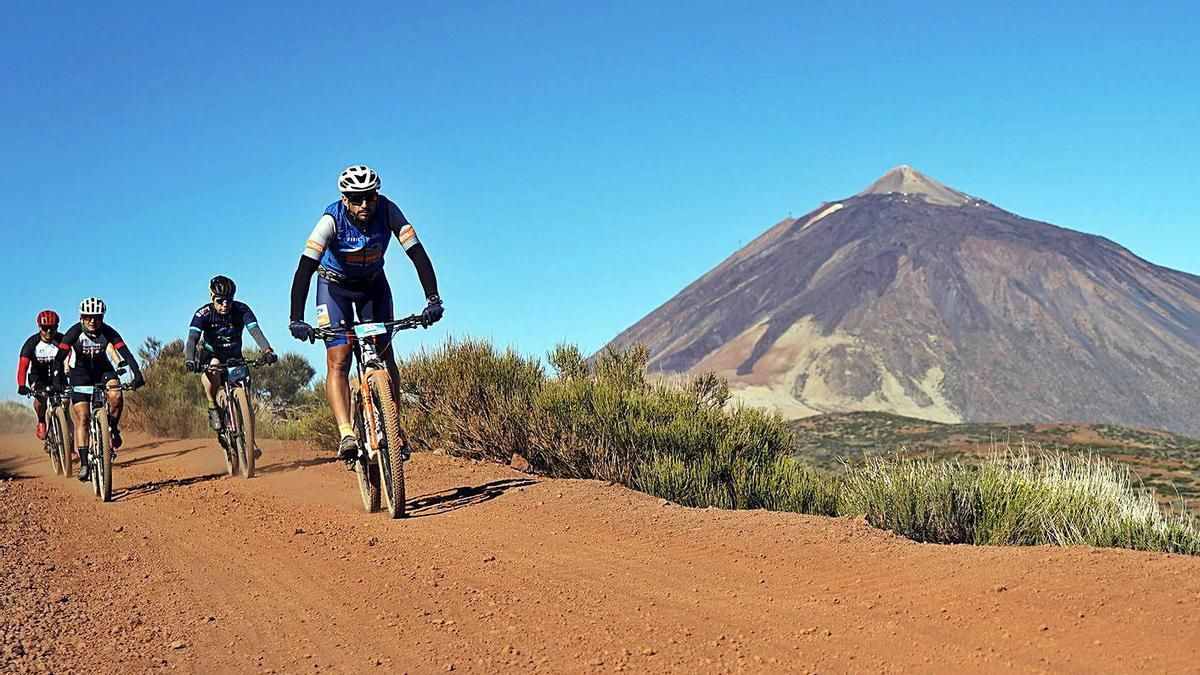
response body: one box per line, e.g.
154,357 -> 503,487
52,297 -> 145,482
16,310 -> 66,440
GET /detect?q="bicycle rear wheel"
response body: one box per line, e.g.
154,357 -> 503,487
369,373 -> 407,519
95,412 -> 113,502
231,387 -> 255,478
351,387 -> 380,513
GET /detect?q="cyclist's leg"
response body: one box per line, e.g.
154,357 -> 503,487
102,373 -> 124,449
67,368 -> 92,451
200,346 -> 221,406
29,373 -> 48,423
67,369 -> 93,478
201,347 -> 225,431
317,278 -> 357,458
103,373 -> 121,420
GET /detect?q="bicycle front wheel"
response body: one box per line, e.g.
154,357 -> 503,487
350,386 -> 380,513
54,407 -> 72,478
231,387 -> 255,479
369,373 -> 407,519
95,412 -> 113,502
47,412 -> 63,476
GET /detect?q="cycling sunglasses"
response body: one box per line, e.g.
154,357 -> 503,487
212,296 -> 233,305
344,192 -> 378,206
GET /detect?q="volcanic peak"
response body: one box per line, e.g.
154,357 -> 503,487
857,165 -> 974,207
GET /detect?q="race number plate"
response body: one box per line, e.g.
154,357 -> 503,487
354,323 -> 387,338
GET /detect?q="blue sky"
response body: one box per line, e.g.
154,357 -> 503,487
4,1 -> 1198,393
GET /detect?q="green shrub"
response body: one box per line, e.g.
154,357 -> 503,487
388,338 -> 1197,555
394,337 -> 544,462
124,337 -> 322,441
124,339 -> 208,437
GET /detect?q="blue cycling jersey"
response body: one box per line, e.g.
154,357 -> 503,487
303,196 -> 415,280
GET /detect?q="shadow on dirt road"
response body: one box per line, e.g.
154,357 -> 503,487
115,472 -> 227,501
257,455 -> 338,475
406,477 -> 538,518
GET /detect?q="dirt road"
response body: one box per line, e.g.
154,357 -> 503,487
3,432 -> 1198,673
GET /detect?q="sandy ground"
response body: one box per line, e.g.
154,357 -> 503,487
2,432 -> 1199,673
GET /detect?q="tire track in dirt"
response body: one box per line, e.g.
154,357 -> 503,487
3,432 -> 1199,673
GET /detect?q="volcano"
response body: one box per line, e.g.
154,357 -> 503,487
605,166 -> 1200,435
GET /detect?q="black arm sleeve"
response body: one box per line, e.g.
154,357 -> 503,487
406,243 -> 440,300
19,335 -> 38,361
105,325 -> 140,376
290,256 -> 320,321
184,330 -> 200,361
116,344 -> 140,375
53,325 -> 80,372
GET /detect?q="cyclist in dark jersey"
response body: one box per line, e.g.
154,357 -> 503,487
184,275 -> 278,432
16,310 -> 66,441
288,165 -> 444,466
52,297 -> 145,481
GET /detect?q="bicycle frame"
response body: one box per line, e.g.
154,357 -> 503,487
318,316 -> 423,460
313,314 -> 425,517
201,357 -> 266,478
26,384 -> 71,475
72,381 -> 132,502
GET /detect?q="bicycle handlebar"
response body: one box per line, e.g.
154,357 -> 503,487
310,314 -> 428,341
199,357 -> 271,374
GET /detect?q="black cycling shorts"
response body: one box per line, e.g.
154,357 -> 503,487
67,365 -> 119,404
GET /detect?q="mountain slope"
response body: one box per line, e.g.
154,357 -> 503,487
607,167 -> 1200,436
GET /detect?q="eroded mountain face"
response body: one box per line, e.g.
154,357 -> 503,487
606,167 -> 1200,435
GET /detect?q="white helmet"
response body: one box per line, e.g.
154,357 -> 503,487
79,297 -> 107,316
338,165 -> 381,193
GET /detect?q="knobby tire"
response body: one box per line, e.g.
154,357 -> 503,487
369,373 -> 407,519
47,411 -> 62,476
351,387 -> 381,513
54,407 -> 72,477
95,412 -> 113,502
217,391 -> 238,477
232,387 -> 255,479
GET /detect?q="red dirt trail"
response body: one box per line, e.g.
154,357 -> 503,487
2,432 -> 1199,673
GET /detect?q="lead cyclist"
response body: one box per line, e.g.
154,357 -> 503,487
288,165 -> 444,468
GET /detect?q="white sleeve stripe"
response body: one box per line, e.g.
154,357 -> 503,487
302,214 -> 337,260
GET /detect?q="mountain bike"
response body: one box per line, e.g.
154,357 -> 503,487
73,381 -> 137,502
25,384 -> 73,476
314,314 -> 425,518
200,357 -> 269,479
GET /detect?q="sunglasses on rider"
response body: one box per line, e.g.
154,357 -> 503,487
212,296 -> 232,305
344,192 -> 377,206
39,325 -> 57,332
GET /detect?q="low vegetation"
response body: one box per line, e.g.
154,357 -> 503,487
125,338 -> 326,441
790,411 -> 1200,517
391,339 -> 1198,555
120,335 -> 1199,555
0,401 -> 35,434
